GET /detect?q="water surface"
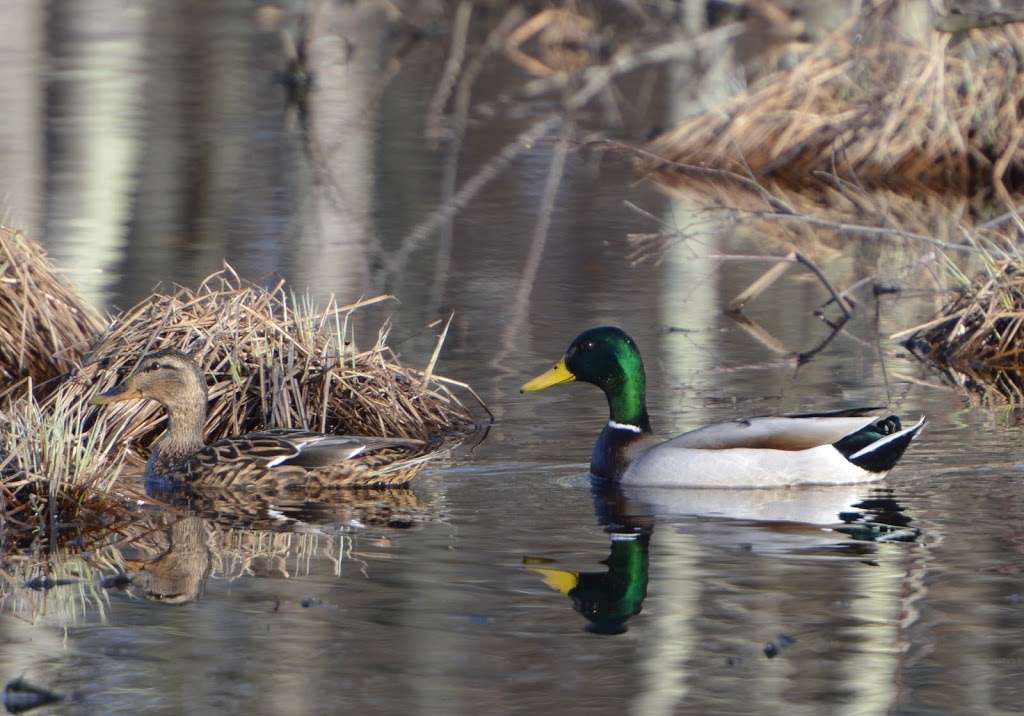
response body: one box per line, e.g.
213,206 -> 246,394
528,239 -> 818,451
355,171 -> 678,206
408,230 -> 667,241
0,3 -> 1020,715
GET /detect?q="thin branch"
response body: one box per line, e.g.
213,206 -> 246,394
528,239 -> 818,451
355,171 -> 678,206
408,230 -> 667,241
750,211 -> 981,255
388,28 -> 741,277
425,1 -> 474,142
794,251 -> 853,318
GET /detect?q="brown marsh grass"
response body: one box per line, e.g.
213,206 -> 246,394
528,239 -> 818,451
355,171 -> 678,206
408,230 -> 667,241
903,241 -> 1024,403
641,1 -> 1024,193
0,226 -> 103,391
0,230 -> 479,546
59,267 -> 478,463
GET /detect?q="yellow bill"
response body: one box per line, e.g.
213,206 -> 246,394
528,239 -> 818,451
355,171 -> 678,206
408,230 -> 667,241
520,358 -> 575,393
528,567 -> 580,595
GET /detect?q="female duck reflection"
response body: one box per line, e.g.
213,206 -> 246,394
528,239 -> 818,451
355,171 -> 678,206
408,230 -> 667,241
525,483 -> 917,635
112,489 -> 440,605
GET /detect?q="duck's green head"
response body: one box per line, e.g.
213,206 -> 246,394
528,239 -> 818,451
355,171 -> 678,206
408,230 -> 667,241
521,327 -> 649,429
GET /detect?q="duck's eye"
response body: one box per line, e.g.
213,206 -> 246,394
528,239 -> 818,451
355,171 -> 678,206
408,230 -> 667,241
584,341 -> 595,351
146,362 -> 163,372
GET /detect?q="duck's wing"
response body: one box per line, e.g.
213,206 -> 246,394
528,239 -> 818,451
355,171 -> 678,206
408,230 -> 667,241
664,414 -> 881,451
192,430 -> 424,471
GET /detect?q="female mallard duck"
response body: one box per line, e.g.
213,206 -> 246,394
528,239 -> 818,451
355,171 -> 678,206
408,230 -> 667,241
92,350 -> 424,489
521,327 -> 925,488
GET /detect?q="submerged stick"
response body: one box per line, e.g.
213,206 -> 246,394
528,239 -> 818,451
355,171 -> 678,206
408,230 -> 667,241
724,250 -> 852,317
727,255 -> 793,313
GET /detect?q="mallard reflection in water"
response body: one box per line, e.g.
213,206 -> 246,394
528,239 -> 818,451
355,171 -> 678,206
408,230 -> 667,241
113,486 -> 445,606
525,483 -> 652,634
527,530 -> 650,635
123,516 -> 212,605
526,483 -> 918,634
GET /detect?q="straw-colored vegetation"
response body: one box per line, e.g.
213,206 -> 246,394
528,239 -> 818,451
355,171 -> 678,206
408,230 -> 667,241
55,267 -> 475,466
0,387 -> 132,552
0,228 -> 478,550
904,243 -> 1024,402
642,2 -> 1024,193
0,226 -> 103,392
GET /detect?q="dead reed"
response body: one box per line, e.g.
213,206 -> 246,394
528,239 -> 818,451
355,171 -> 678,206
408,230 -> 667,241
0,386 -> 132,552
0,226 -> 103,391
51,267 -> 477,470
641,1 -> 1024,192
903,244 -> 1024,402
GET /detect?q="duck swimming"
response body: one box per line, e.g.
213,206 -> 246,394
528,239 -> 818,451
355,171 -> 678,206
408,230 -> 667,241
521,327 -> 925,488
92,349 -> 425,489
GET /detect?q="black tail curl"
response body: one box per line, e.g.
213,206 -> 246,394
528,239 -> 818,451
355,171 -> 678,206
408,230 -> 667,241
833,415 -> 924,473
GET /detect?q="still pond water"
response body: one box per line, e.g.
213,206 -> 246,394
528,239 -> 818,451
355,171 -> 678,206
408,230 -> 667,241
1,2 -> 1022,714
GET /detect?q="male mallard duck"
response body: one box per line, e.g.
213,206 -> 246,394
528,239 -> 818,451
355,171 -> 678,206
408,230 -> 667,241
521,327 -> 925,487
92,350 -> 424,489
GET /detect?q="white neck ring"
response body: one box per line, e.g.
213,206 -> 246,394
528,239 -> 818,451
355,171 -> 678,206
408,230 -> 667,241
607,420 -> 642,433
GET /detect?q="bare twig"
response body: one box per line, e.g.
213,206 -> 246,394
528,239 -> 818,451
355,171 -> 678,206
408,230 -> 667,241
425,1 -> 474,142
388,26 -> 744,276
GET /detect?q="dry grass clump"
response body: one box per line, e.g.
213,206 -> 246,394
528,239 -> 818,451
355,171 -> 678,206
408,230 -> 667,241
0,387 -> 131,551
904,246 -> 1024,402
641,2 -> 1024,192
50,267 -> 476,470
0,226 -> 103,391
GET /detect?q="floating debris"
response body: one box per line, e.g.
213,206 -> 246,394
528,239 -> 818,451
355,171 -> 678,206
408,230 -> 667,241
3,678 -> 63,714
904,253 -> 1024,404
763,634 -> 797,659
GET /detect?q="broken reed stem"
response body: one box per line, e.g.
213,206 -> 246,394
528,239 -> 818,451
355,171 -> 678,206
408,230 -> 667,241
722,251 -> 852,317
750,211 -> 978,255
901,246 -> 1024,402
727,256 -> 793,313
793,252 -> 853,318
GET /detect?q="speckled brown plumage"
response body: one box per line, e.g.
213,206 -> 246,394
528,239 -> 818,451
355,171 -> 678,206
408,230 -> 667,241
93,350 -> 428,490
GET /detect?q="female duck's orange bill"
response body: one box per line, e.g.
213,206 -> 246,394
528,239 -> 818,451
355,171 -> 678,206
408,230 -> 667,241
89,381 -> 143,405
521,358 -> 575,393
